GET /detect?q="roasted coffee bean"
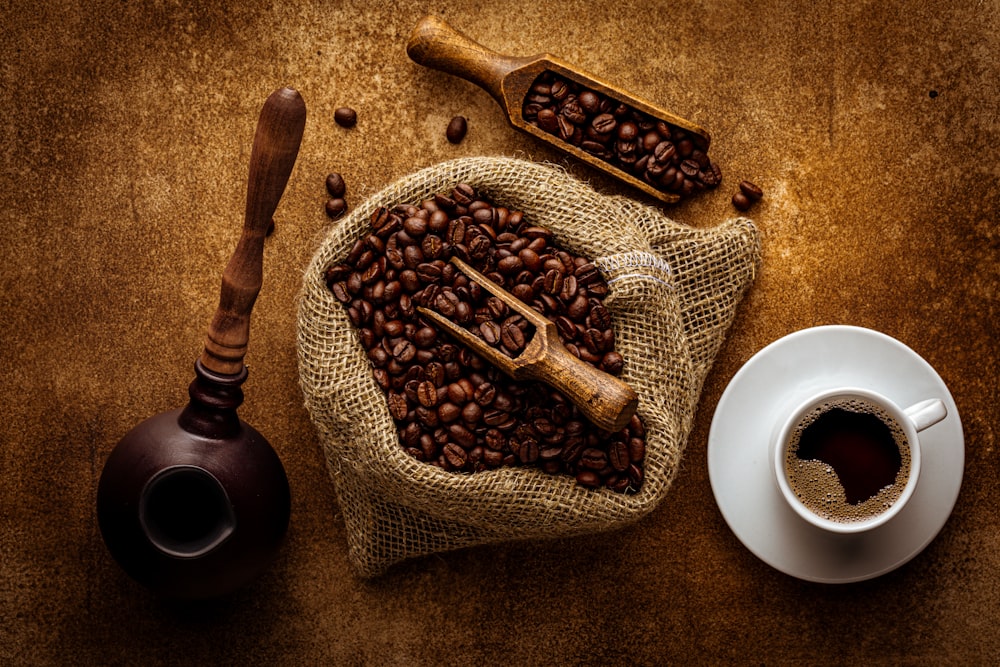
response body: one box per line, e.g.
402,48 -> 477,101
443,442 -> 467,469
582,328 -> 606,354
739,180 -> 764,201
392,339 -> 417,364
602,351 -> 625,375
449,422 -> 477,448
732,191 -> 752,211
537,108 -> 559,133
325,198 -> 347,219
578,90 -> 600,113
334,106 -> 357,128
446,116 -> 468,144
404,216 -> 428,237
627,463 -> 644,488
608,439 -> 630,472
701,162 -> 723,187
461,401 -> 483,424
452,183 -> 476,205
500,322 -> 526,354
474,382 -> 497,406
387,392 -> 409,421
516,437 -> 539,463
437,401 -> 461,423
416,380 -> 439,408
680,159 -> 701,177
480,320 -> 501,345
326,172 -> 346,198
576,470 -> 601,488
572,263 -> 599,287
579,448 -> 608,470
628,436 -> 646,463
560,437 -> 586,464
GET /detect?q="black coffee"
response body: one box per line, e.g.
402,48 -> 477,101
784,398 -> 910,523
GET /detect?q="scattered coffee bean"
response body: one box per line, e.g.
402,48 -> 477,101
446,116 -> 468,144
326,197 -> 348,219
325,183 -> 646,492
326,172 -> 347,198
522,71 -> 720,202
739,180 -> 764,201
334,106 -> 357,128
732,191 -> 751,211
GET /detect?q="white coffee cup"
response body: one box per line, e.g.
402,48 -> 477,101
772,387 -> 947,534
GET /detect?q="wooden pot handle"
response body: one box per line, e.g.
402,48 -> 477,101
201,87 -> 307,375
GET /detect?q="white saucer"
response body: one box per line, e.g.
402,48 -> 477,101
707,325 -> 964,583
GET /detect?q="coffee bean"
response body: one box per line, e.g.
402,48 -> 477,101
416,380 -> 439,408
732,191 -> 752,211
576,470 -> 601,488
602,351 -> 625,375
446,115 -> 468,144
326,172 -> 346,198
578,90 -> 600,113
325,198 -> 347,219
443,442 -> 467,469
334,106 -> 357,128
628,436 -> 646,462
579,448 -> 608,470
387,392 -> 409,421
591,113 -> 617,135
608,439 -> 630,471
480,320 -> 501,345
500,322 -> 526,354
739,180 -> 764,201
516,437 -> 539,463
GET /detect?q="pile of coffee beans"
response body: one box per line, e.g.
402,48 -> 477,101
324,183 -> 646,492
522,71 -> 721,201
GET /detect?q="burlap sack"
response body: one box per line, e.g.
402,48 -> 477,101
297,156 -> 760,577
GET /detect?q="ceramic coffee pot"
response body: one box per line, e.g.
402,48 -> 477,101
96,87 -> 306,599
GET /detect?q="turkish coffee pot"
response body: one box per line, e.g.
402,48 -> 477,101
97,87 -> 306,599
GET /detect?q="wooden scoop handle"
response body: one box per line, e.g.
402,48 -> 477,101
406,15 -> 535,106
201,87 -> 306,375
524,328 -> 639,433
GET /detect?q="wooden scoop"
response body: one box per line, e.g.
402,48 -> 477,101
407,15 -> 711,204
418,257 -> 638,433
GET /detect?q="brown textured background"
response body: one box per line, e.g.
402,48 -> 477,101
1,0 -> 997,664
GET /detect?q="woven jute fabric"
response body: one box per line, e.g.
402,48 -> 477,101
297,156 -> 760,577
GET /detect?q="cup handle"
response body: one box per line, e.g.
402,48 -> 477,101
904,399 -> 948,432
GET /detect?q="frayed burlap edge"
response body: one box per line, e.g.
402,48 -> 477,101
297,157 -> 760,577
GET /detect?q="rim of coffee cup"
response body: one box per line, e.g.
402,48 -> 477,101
772,387 -> 922,535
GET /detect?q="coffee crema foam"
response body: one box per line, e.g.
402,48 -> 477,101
783,398 -> 911,524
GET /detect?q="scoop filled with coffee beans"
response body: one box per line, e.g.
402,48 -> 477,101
407,16 -> 720,204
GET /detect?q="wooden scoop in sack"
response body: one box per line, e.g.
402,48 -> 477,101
418,257 -> 639,433
407,15 -> 713,204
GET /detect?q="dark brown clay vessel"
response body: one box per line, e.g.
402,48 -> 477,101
96,87 -> 305,599
97,362 -> 291,598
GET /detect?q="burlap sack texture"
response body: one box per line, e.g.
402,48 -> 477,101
297,156 -> 760,577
